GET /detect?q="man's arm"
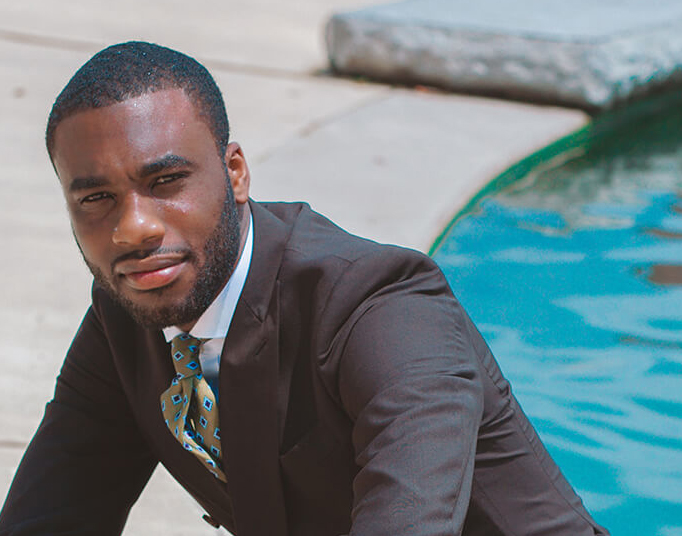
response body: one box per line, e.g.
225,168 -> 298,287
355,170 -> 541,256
322,251 -> 484,535
317,246 -> 607,536
0,306 -> 157,536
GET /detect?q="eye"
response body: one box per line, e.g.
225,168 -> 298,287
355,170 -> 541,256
154,172 -> 188,187
80,192 -> 113,204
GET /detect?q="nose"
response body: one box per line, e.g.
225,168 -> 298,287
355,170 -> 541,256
112,192 -> 165,248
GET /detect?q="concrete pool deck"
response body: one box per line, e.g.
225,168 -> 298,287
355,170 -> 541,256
0,1 -> 586,534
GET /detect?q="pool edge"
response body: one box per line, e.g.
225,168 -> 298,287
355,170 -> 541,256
428,89 -> 682,257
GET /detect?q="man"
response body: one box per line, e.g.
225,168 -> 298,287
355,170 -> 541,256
0,42 -> 608,536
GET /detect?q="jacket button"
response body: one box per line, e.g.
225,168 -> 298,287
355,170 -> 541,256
202,514 -> 221,528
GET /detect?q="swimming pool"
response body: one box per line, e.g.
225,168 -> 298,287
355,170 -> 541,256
432,97 -> 682,536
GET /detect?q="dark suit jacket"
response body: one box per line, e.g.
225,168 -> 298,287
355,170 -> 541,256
0,201 -> 608,536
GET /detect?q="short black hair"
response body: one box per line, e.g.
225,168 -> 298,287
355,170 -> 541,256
46,41 -> 229,158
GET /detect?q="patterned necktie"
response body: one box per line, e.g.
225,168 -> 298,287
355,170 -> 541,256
160,333 -> 227,482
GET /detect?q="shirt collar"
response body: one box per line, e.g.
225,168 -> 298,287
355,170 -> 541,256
163,213 -> 254,342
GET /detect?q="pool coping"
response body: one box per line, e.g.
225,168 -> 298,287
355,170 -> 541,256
428,88 -> 682,256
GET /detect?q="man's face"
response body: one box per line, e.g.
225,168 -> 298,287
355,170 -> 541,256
51,89 -> 249,330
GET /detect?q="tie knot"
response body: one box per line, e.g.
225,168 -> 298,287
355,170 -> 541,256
170,333 -> 206,378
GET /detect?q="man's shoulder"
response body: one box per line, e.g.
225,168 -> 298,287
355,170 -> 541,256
256,200 -> 430,267
254,200 -> 444,299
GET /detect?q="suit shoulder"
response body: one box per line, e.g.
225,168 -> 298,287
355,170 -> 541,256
267,203 -> 448,326
260,201 -> 435,272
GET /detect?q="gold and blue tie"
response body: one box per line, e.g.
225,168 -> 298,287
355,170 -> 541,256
160,333 -> 226,482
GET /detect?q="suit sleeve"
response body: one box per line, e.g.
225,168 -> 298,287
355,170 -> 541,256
0,305 -> 157,536
326,252 -> 484,536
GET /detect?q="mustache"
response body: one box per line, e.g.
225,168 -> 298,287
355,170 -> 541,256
111,246 -> 192,271
72,229 -> 193,272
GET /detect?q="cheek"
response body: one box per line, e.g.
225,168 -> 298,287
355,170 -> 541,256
66,200 -> 113,251
68,211 -> 117,268
161,193 -> 225,245
71,227 -> 107,264
175,180 -> 227,225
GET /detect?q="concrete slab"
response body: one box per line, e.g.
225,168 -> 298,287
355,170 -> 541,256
125,467 -> 230,535
0,449 -> 24,500
0,0 -> 378,74
0,42 -> 95,442
213,72 -> 390,163
326,0 -> 682,110
251,89 -> 586,250
0,447 -> 230,535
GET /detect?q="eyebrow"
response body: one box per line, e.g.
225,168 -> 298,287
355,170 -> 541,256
67,154 -> 196,193
139,154 -> 196,178
68,175 -> 109,193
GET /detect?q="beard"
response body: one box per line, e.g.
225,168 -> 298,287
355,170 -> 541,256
82,174 -> 241,330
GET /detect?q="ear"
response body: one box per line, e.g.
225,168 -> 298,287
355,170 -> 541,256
224,142 -> 250,204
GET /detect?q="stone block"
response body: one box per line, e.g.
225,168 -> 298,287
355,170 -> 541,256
326,0 -> 682,110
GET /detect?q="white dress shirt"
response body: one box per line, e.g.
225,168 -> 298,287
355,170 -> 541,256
162,214 -> 253,394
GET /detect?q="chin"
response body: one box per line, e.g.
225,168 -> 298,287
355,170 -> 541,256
118,295 -> 202,330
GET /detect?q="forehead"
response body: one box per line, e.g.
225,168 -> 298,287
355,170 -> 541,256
51,89 -> 211,175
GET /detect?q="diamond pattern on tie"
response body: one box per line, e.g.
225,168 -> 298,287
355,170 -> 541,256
160,334 -> 226,482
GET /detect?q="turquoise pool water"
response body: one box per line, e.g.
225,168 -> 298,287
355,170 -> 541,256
432,106 -> 682,536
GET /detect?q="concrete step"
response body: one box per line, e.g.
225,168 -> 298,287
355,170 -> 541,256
326,0 -> 682,110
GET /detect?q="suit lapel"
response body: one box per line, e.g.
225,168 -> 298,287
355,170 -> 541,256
219,201 -> 293,536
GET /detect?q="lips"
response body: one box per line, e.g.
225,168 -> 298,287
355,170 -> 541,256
115,255 -> 188,291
